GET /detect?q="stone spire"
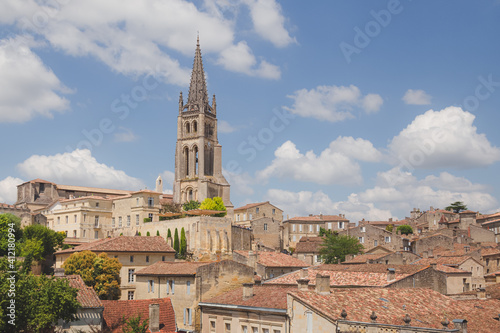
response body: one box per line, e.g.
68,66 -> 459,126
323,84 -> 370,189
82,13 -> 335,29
186,36 -> 209,110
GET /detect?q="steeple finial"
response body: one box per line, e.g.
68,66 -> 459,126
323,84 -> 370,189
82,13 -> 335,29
186,35 -> 209,110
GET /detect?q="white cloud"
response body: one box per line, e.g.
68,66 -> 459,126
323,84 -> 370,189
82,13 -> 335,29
389,106 -> 500,169
284,85 -> 383,122
257,137 -> 381,185
0,176 -> 24,204
0,0 -> 285,84
0,36 -> 71,123
218,120 -> 236,133
360,167 -> 498,215
217,41 -> 280,79
114,127 -> 138,142
17,149 -> 144,190
159,170 -> 175,194
243,0 -> 296,48
265,189 -> 392,222
402,89 -> 432,105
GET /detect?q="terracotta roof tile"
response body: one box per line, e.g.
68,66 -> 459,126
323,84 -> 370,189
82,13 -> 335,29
234,251 -> 309,268
135,261 -> 212,276
288,215 -> 349,222
483,218 -> 500,226
295,237 -> 324,253
477,212 -> 500,221
57,275 -> 103,308
343,253 -> 391,264
234,201 -> 270,211
481,247 -> 500,256
411,256 -> 474,267
55,236 -> 175,254
203,284 -> 294,310
288,288 -> 500,333
265,264 -> 427,287
102,298 -> 176,332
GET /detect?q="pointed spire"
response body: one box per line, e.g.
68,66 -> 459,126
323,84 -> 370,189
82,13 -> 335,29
187,36 -> 209,110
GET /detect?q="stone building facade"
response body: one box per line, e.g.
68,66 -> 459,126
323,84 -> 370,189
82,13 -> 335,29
340,224 -> 410,252
233,201 -> 284,224
234,216 -> 282,251
173,37 -> 232,216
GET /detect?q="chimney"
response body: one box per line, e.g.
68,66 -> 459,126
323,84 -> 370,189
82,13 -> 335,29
248,251 -> 258,270
464,246 -> 470,253
387,268 -> 395,281
389,218 -> 393,223
477,288 -> 486,299
423,251 -> 428,259
242,283 -> 254,300
315,274 -> 330,295
149,303 -> 160,333
300,268 -> 308,279
429,249 -> 433,257
297,278 -> 310,291
452,319 -> 468,333
430,263 -> 437,270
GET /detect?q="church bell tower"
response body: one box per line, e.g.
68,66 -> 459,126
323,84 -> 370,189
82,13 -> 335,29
173,37 -> 233,213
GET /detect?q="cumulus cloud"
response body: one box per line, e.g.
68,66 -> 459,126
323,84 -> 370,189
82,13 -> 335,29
223,169 -> 254,196
257,137 -> 381,186
159,170 -> 175,194
389,106 -> 500,169
265,189 -> 392,222
0,0 -> 287,83
217,41 -> 280,79
0,176 -> 24,204
0,36 -> 71,123
284,85 -> 383,122
361,167 -> 498,214
243,0 -> 296,47
218,120 -> 236,133
17,149 -> 144,190
402,89 -> 432,105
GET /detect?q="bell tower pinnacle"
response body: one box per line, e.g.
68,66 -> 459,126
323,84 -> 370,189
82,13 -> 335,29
173,37 -> 233,215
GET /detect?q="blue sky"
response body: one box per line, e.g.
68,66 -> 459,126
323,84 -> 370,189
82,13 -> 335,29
1,0 -> 499,221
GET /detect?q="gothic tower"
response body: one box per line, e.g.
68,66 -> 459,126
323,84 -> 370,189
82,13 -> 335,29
173,37 -> 233,213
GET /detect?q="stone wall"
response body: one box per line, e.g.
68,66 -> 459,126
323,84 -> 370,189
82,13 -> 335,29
387,267 -> 448,294
469,225 -> 495,243
412,234 -> 454,255
231,225 -> 252,251
251,217 -> 282,250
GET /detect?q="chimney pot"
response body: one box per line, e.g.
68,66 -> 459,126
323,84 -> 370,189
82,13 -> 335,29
300,268 -> 308,279
149,303 -> 160,332
387,268 -> 396,282
242,283 -> 254,300
452,319 -> 468,333
297,278 -> 310,291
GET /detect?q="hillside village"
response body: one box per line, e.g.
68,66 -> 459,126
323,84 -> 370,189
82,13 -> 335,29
2,41 -> 500,333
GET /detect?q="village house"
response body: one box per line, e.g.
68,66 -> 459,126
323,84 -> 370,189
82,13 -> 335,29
411,207 -> 459,231
480,212 -> 500,243
343,248 -> 420,266
234,216 -> 282,251
55,274 -> 104,332
101,298 -> 177,333
134,260 -> 254,332
233,201 -> 283,224
294,236 -> 324,266
340,224 -> 411,252
232,250 -> 309,280
198,284 -> 293,333
482,246 -> 500,274
54,236 -> 176,300
282,214 -> 350,249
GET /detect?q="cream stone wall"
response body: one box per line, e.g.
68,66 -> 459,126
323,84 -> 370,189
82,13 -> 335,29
234,202 -> 284,223
446,274 -> 472,294
201,308 -> 287,333
283,219 -> 348,249
111,191 -> 161,229
288,294 -> 335,333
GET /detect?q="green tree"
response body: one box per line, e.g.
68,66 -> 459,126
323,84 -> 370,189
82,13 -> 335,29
445,201 -> 468,213
396,224 -> 413,235
385,224 -> 394,232
146,231 -> 150,236
63,251 -> 122,300
0,258 -> 80,333
138,232 -> 141,236
22,224 -> 65,260
122,313 -> 149,333
174,228 -> 180,254
318,227 -> 336,237
0,213 -> 23,257
199,197 -> 227,217
167,229 -> 172,239
156,230 -> 160,236
319,233 -> 364,264
183,200 -> 200,211
180,227 -> 187,257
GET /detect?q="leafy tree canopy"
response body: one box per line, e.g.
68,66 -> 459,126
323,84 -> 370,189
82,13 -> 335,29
396,224 -> 413,235
445,201 -> 468,213
0,258 -> 80,333
0,213 -> 23,257
182,200 -> 200,211
199,197 -> 227,217
319,233 -> 364,264
63,250 -> 122,300
385,224 -> 394,232
122,314 -> 149,333
318,227 -> 337,237
22,224 -> 65,260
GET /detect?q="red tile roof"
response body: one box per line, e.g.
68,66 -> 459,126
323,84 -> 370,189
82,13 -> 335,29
343,253 -> 391,264
483,218 -> 500,226
102,298 -> 177,333
288,215 -> 349,222
411,256 -> 476,267
57,275 -> 103,308
234,251 -> 309,268
234,201 -> 270,211
202,284 -> 295,310
264,264 -> 428,287
136,261 -> 212,276
481,247 -> 500,256
55,236 -> 175,254
295,237 -> 324,253
477,212 -> 500,221
288,288 -> 500,333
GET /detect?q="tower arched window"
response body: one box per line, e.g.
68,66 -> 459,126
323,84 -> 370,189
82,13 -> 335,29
193,121 -> 197,132
194,146 -> 199,175
185,122 -> 190,134
184,147 -> 189,177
